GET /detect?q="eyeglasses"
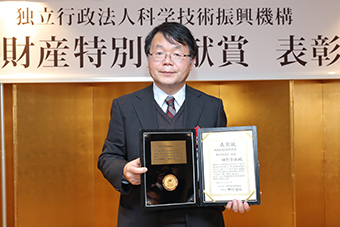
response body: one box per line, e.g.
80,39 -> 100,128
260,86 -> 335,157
149,51 -> 191,62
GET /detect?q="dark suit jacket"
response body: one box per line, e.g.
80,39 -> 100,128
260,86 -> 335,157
98,84 -> 227,227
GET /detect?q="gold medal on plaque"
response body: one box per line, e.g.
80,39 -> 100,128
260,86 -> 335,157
162,174 -> 178,191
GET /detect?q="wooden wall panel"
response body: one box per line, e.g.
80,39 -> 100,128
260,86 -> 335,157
293,81 -> 324,227
14,84 -> 95,227
323,80 -> 340,227
187,81 -> 221,98
0,84 -> 15,227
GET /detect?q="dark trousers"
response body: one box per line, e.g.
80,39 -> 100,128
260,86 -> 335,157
157,209 -> 187,227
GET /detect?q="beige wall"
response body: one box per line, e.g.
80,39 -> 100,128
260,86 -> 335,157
0,80 -> 339,227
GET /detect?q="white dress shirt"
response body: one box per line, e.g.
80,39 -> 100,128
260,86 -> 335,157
153,83 -> 186,113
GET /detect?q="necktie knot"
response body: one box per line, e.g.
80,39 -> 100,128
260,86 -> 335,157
165,96 -> 176,118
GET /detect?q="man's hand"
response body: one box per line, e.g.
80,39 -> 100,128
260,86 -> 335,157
123,158 -> 148,185
226,199 -> 251,213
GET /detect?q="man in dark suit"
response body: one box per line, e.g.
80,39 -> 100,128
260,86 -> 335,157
98,22 -> 250,227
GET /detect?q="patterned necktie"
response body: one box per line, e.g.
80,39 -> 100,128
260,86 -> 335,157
165,96 -> 176,118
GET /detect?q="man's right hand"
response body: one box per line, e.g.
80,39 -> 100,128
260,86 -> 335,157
123,157 -> 148,185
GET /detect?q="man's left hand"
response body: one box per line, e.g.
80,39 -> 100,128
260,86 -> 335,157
226,199 -> 251,213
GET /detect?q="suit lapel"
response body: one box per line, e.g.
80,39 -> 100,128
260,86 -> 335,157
183,86 -> 204,128
133,85 -> 205,129
133,85 -> 158,129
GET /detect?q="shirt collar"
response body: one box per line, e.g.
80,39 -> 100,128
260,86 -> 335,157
153,83 -> 186,111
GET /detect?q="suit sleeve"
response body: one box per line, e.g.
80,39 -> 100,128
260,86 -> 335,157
217,99 -> 227,127
97,99 -> 130,194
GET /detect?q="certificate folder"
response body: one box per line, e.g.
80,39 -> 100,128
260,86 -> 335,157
197,126 -> 260,207
139,126 -> 260,210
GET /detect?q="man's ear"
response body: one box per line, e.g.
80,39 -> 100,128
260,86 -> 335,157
190,57 -> 196,70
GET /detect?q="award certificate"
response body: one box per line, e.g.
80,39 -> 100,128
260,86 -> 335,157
197,126 -> 260,205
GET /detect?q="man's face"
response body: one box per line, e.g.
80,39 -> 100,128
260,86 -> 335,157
148,32 -> 195,95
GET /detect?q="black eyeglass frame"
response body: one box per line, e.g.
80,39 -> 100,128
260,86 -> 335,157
148,51 -> 191,62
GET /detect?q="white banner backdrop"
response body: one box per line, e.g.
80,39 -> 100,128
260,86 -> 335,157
0,0 -> 340,83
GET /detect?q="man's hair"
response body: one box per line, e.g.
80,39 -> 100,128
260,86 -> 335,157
144,22 -> 198,60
